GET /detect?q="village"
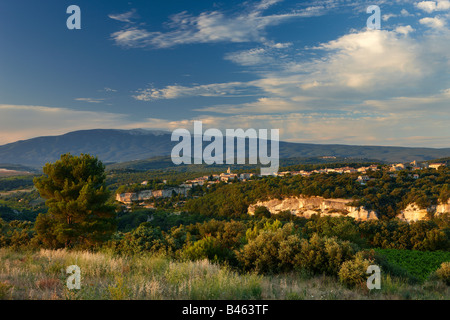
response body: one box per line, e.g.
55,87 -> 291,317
115,160 -> 447,206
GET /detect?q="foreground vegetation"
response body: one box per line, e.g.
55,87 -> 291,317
1,154 -> 449,300
0,248 -> 448,300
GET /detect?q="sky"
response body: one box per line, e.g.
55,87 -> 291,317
0,0 -> 449,147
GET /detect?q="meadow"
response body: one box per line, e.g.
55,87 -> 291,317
0,248 -> 448,300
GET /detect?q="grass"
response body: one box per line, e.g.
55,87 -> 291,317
0,248 -> 448,300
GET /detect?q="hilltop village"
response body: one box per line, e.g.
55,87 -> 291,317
115,161 -> 446,206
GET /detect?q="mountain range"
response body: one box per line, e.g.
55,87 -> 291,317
0,129 -> 449,169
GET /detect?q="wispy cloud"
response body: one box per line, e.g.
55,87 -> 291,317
133,82 -> 258,101
224,41 -> 293,66
110,0 -> 328,49
102,87 -> 117,92
117,0 -> 450,147
75,98 -> 106,104
120,109 -> 450,148
108,9 -> 137,23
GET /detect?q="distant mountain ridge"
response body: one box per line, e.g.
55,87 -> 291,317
0,129 -> 449,168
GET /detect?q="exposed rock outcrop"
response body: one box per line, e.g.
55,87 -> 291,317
248,196 -> 449,222
397,200 -> 450,222
116,187 -> 189,204
396,204 -> 430,222
247,196 -> 378,221
436,200 -> 450,215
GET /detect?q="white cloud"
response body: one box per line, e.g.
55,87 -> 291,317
110,0 -> 328,48
108,9 -> 137,23
419,16 -> 447,29
416,1 -> 450,13
224,41 -> 293,66
133,82 -> 256,101
395,25 -> 415,35
382,13 -> 397,21
225,48 -> 269,66
194,97 -> 315,114
124,1 -> 450,147
400,9 -> 414,17
127,110 -> 450,148
268,42 -> 292,49
75,98 -> 106,103
182,24 -> 450,146
103,87 -> 117,92
280,30 -> 424,93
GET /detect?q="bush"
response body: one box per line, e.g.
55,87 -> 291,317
237,226 -> 357,276
237,223 -> 300,274
293,233 -> 356,276
182,236 -> 234,263
254,206 -> 271,218
435,262 -> 450,285
303,216 -> 364,246
338,252 -> 372,288
116,223 -> 167,255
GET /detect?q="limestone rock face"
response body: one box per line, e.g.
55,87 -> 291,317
116,187 -> 189,204
397,204 -> 429,222
397,200 -> 450,222
247,196 -> 378,221
249,196 -> 449,222
436,200 -> 450,214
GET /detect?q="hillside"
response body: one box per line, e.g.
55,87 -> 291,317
0,129 -> 449,168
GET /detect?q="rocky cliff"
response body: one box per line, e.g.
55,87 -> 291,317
247,196 -> 378,220
116,187 -> 189,204
397,200 -> 450,222
248,196 -> 450,222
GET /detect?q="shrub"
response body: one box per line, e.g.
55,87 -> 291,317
435,262 -> 450,285
237,223 -> 299,274
254,206 -> 271,218
303,216 -> 362,245
182,236 -> 234,263
293,233 -> 356,276
116,223 -> 167,255
338,253 -> 371,288
237,227 -> 356,276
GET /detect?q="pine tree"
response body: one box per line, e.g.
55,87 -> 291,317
33,153 -> 116,248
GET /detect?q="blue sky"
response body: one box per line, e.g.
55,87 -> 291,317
0,0 -> 449,147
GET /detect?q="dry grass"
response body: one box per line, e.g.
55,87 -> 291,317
0,248 -> 448,300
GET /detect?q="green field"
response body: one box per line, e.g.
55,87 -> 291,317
375,249 -> 450,282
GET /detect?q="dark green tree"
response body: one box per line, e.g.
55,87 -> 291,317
33,153 -> 116,248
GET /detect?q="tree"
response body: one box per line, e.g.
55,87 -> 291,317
117,223 -> 166,255
33,153 -> 116,248
254,206 -> 271,218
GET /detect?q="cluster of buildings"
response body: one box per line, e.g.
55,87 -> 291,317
116,161 -> 447,205
390,161 -> 446,172
275,164 -> 380,178
180,167 -> 257,188
180,161 -> 446,189
175,165 -> 382,190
